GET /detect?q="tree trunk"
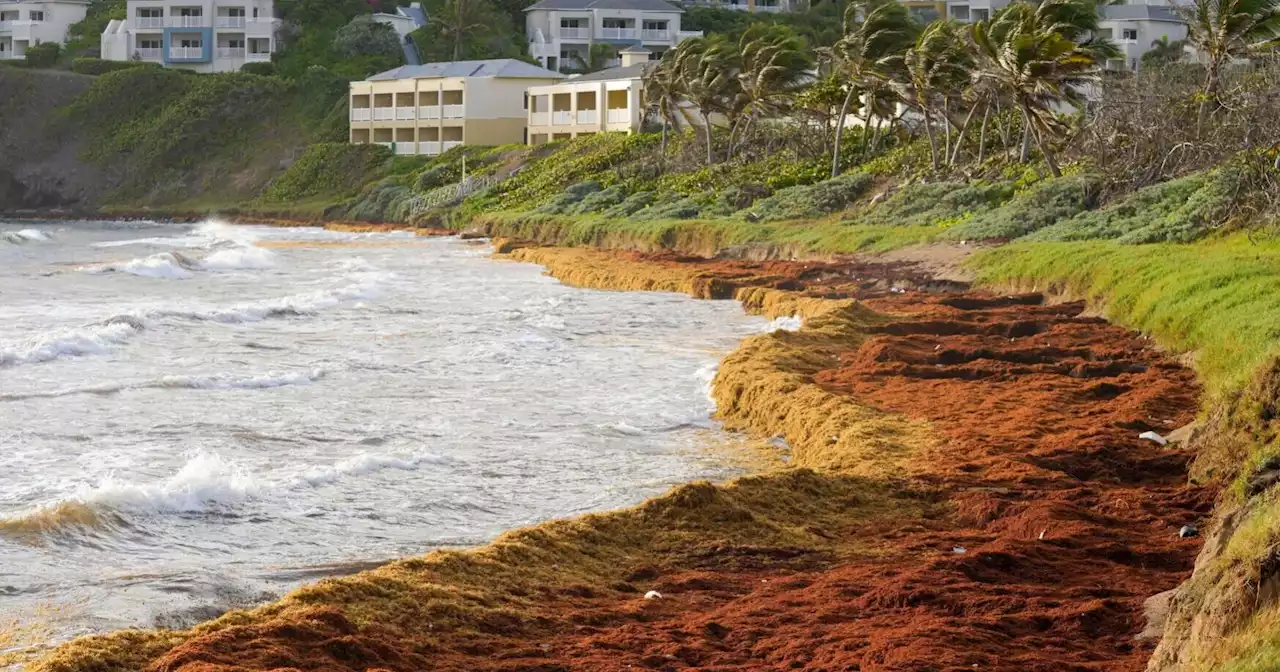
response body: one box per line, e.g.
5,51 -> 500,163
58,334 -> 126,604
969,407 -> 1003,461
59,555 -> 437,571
702,110 -> 714,165
943,96 -> 953,165
977,101 -> 991,165
660,116 -> 668,163
995,98 -> 1010,150
1019,116 -> 1032,163
950,101 -> 979,165
1197,58 -> 1222,136
831,85 -> 858,178
923,106 -> 940,171
1023,103 -> 1061,177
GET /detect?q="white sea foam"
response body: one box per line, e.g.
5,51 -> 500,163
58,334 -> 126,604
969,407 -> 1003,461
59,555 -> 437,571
695,362 -> 720,406
597,421 -> 648,437
153,272 -> 389,324
296,452 -> 446,487
194,220 -> 260,246
2,229 -> 52,244
81,252 -> 198,279
765,315 -> 804,332
0,369 -> 325,401
200,245 -> 276,271
71,453 -> 264,514
0,320 -> 143,368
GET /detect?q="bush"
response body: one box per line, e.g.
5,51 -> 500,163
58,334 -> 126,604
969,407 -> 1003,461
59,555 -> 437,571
346,180 -> 414,221
748,171 -> 874,222
241,61 -> 277,76
263,142 -> 391,202
630,194 -> 704,221
533,181 -> 602,214
24,43 -> 61,69
572,185 -> 628,214
70,58 -> 157,75
333,15 -> 403,61
853,181 -> 1016,228
602,191 -> 658,218
943,174 -> 1101,241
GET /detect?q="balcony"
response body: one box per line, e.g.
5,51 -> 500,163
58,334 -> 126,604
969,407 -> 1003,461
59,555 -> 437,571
577,109 -> 598,125
600,27 -> 636,40
168,16 -> 207,27
0,20 -> 33,37
216,47 -> 245,58
530,111 -> 549,126
675,30 -> 703,40
135,47 -> 163,60
418,141 -> 440,155
351,108 -> 372,122
558,26 -> 589,39
215,16 -> 246,28
552,111 -> 573,125
169,46 -> 205,59
441,140 -> 462,152
136,16 -> 165,29
419,105 -> 441,119
396,107 -> 416,120
640,29 -> 669,41
246,51 -> 271,61
394,144 -> 416,155
442,104 -> 463,119
607,108 -> 629,124
373,107 -> 395,121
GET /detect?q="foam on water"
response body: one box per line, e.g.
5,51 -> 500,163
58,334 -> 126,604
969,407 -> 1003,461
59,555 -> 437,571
765,315 -> 804,332
81,252 -> 198,279
151,271 -> 388,324
200,246 -> 276,271
296,452 -> 448,487
0,320 -> 143,368
0,369 -> 326,401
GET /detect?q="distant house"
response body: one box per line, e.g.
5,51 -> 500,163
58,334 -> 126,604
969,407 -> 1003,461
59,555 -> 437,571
524,0 -> 702,73
372,2 -> 426,39
100,0 -> 278,72
0,0 -> 88,61
349,59 -> 565,156
527,45 -> 651,144
1097,4 -> 1188,71
679,0 -> 796,13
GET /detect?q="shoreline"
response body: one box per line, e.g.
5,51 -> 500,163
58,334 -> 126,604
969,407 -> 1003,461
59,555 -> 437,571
23,237 -> 1213,672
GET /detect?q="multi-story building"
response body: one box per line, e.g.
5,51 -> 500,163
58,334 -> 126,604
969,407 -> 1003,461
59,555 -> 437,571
100,0 -> 277,72
349,59 -> 565,156
1097,4 -> 1187,71
527,45 -> 650,144
524,0 -> 702,72
0,0 -> 88,61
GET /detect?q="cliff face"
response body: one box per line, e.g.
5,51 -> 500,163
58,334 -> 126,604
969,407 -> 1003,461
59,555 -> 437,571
0,69 -> 118,211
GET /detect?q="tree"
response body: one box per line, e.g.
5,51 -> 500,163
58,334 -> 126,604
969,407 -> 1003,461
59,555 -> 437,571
897,20 -> 974,170
972,0 -> 1116,176
1181,0 -> 1280,123
24,42 -> 61,69
732,24 -> 814,157
674,36 -> 742,164
333,15 -> 403,61
1141,34 -> 1189,67
568,44 -> 619,73
641,50 -> 688,158
827,0 -> 915,177
413,0 -> 522,62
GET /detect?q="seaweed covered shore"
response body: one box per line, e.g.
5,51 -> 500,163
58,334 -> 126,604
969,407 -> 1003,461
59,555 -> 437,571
28,242 -> 1213,672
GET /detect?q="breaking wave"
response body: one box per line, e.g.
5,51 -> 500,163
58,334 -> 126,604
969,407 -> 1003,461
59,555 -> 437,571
296,452 -> 448,487
764,315 -> 804,332
2,228 -> 52,244
0,320 -> 143,368
0,369 -> 325,402
200,246 -> 275,270
82,246 -> 276,278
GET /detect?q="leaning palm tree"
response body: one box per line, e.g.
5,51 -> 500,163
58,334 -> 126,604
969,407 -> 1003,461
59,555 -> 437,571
972,0 -> 1116,176
568,43 -> 618,74
827,0 -> 916,177
1141,34 -> 1189,67
674,35 -> 742,165
897,19 -> 975,170
641,50 -> 687,158
731,24 -> 814,159
1180,0 -> 1280,121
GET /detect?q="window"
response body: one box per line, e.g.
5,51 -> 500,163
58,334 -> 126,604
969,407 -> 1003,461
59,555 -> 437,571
602,18 -> 627,28
180,38 -> 203,48
253,7 -> 259,17
950,5 -> 969,20
139,38 -> 161,48
138,8 -> 162,17
29,10 -> 44,21
560,18 -> 581,27
1096,27 -> 1113,39
972,8 -> 989,20
1123,28 -> 1138,40
227,7 -> 246,16
648,50 -> 662,60
178,8 -> 202,17
226,38 -> 244,48
642,20 -> 666,30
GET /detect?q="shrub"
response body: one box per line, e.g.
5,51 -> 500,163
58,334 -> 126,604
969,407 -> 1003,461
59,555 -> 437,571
24,43 -> 61,69
333,15 -> 403,61
572,185 -> 628,214
748,171 -> 873,222
602,191 -> 658,218
262,142 -> 391,202
630,195 -> 704,221
943,174 -> 1101,241
346,180 -> 414,221
70,58 -> 158,76
710,183 -> 772,215
241,61 -> 277,76
853,181 -> 1016,228
533,181 -> 602,214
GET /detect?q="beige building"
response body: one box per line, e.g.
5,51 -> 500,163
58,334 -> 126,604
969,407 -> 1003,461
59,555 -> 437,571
349,59 -> 565,156
527,46 -> 650,144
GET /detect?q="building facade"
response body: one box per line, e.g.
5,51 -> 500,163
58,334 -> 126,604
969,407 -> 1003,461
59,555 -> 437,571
526,45 -> 649,144
349,59 -> 565,156
525,0 -> 701,72
100,0 -> 277,72
1098,4 -> 1187,71
0,0 -> 88,61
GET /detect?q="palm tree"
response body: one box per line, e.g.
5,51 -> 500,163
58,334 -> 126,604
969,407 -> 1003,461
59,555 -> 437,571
1180,0 -> 1280,122
674,35 -> 741,165
568,43 -> 618,74
641,50 -> 687,158
731,24 -> 814,159
827,0 -> 915,177
1141,34 -> 1189,67
971,0 -> 1116,176
897,20 -> 974,170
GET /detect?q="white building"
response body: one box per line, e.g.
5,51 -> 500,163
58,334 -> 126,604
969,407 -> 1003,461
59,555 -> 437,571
527,45 -> 650,143
100,0 -> 278,72
679,0 -> 796,13
524,0 -> 701,72
0,0 -> 88,61
371,1 -> 426,39
1098,3 -> 1188,71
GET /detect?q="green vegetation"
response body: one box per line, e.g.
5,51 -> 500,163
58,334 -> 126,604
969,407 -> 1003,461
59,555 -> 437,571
261,143 -> 392,203
69,58 -> 158,76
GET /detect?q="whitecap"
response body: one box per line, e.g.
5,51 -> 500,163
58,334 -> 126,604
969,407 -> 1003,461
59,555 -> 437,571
80,252 -> 197,279
199,246 -> 276,271
0,369 -> 325,401
0,320 -> 144,368
2,229 -> 52,244
764,315 -> 803,332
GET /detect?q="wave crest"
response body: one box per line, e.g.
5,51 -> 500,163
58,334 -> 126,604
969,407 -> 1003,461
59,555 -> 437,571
0,320 -> 144,368
1,229 -> 52,244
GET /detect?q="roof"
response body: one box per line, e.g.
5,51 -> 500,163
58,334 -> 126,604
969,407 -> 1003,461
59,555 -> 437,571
563,62 -> 652,83
399,3 -> 427,25
524,0 -> 682,12
1101,4 -> 1183,22
368,59 -> 566,81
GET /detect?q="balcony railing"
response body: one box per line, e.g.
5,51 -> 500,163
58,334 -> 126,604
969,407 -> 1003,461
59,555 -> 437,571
396,107 -> 416,120
607,108 -> 629,124
169,46 -> 204,59
135,47 -> 163,60
215,16 -> 246,28
640,29 -> 669,41
136,16 -> 165,28
0,20 -> 34,35
577,109 -> 598,125
558,26 -> 589,39
552,111 -> 573,125
351,108 -> 372,122
418,141 -> 440,155
419,105 -> 440,119
394,143 -> 416,155
442,104 -> 463,119
246,51 -> 271,61
675,30 -> 703,40
441,140 -> 463,152
216,47 -> 246,58
168,16 -> 207,27
600,27 -> 636,40
530,111 -> 549,126
373,107 -> 395,121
